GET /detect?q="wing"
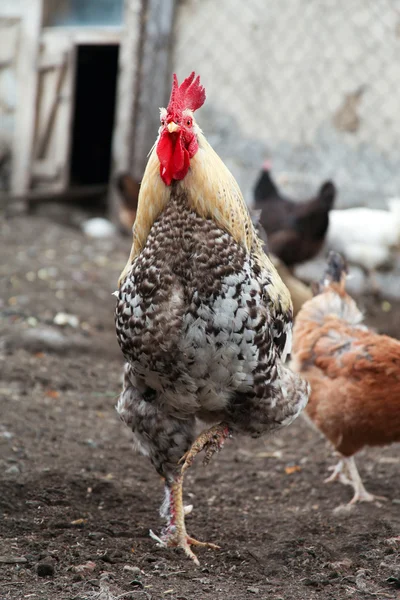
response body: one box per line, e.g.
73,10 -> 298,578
313,329 -> 400,385
253,256 -> 294,362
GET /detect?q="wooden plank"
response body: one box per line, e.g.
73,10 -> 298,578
58,43 -> 77,191
130,0 -> 177,181
108,0 -> 177,226
0,184 -> 108,208
0,17 -> 20,153
31,31 -> 78,193
107,0 -> 142,224
35,55 -> 68,159
31,159 -> 59,180
38,58 -> 66,72
9,0 -> 43,195
0,17 -> 19,64
41,26 -> 123,45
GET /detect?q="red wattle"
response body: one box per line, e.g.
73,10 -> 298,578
157,130 -> 190,186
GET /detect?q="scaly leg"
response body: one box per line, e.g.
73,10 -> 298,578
325,456 -> 386,505
154,475 -> 220,566
119,380 -> 217,565
324,459 -> 352,485
344,456 -> 386,504
179,423 -> 232,475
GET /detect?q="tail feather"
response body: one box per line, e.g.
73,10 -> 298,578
324,251 -> 348,283
317,181 -> 336,210
314,251 -> 348,295
253,166 -> 279,203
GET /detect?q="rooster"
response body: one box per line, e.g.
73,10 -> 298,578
291,251 -> 400,505
114,72 -> 309,564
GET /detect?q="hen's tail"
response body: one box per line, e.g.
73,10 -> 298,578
312,251 -> 348,295
253,163 -> 279,203
316,181 -> 336,211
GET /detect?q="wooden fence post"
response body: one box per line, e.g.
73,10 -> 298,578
129,0 -> 177,181
108,0 -> 176,226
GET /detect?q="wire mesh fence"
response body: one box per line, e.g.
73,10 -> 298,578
172,0 -> 400,208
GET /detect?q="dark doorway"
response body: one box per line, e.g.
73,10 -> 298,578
70,44 -> 119,186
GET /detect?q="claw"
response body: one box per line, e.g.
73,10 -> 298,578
324,460 -> 351,485
348,490 -> 387,505
187,536 -> 221,549
326,456 -> 387,506
184,504 -> 193,516
179,423 -> 231,475
153,474 -> 220,565
164,532 -> 221,566
149,529 -> 166,546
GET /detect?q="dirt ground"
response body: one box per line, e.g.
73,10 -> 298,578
1,211 -> 400,600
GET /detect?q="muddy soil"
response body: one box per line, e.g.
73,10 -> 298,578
1,213 -> 400,600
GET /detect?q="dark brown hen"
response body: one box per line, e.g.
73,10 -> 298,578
253,164 -> 336,268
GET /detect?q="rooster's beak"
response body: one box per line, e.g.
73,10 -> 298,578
167,121 -> 179,133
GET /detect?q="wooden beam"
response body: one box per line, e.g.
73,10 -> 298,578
107,0 -> 176,226
9,0 -> 43,195
130,0 -> 177,180
31,159 -> 60,180
35,54 -> 68,159
41,26 -> 123,45
107,0 -> 142,225
0,184 -> 108,209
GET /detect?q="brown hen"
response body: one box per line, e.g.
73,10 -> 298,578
292,252 -> 400,504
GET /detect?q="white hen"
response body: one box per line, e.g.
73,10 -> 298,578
327,199 -> 400,287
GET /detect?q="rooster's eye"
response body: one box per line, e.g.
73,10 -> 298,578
160,118 -> 165,126
186,118 -> 192,127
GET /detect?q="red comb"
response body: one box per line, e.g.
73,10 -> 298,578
167,72 -> 206,114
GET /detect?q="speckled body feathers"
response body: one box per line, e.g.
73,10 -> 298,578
115,191 -> 309,478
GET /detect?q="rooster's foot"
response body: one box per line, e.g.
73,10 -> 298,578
157,475 -> 220,565
150,529 -> 219,566
163,531 -> 220,566
179,422 -> 231,474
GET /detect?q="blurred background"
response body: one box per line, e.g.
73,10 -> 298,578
1,0 -> 400,300
1,0 -> 400,205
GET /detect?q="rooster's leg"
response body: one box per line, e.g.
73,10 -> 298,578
179,423 -> 232,475
156,422 -> 231,563
157,475 -> 220,566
